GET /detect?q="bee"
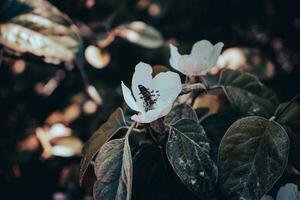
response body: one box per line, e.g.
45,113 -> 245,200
138,84 -> 160,111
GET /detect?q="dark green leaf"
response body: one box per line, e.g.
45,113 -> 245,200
166,119 -> 218,197
217,69 -> 279,118
275,102 -> 300,127
165,103 -> 198,125
121,128 -> 133,200
94,129 -> 133,200
219,116 -> 289,200
275,102 -> 300,168
94,139 -> 124,181
80,108 -> 127,185
94,139 -> 126,200
219,69 -> 278,105
224,86 -> 277,118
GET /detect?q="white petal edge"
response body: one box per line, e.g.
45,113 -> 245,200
121,81 -> 141,112
169,44 -> 182,71
131,107 -> 163,123
207,42 -> 224,69
190,40 -> 214,62
131,62 -> 153,109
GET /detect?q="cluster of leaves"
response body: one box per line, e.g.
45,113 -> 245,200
0,0 -> 83,65
80,69 -> 300,200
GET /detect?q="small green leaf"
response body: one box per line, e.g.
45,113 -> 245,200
165,103 -> 198,125
166,119 -> 218,197
80,108 -> 127,185
219,116 -> 289,200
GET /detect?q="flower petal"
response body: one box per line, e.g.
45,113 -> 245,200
152,71 -> 182,111
190,40 -> 214,62
131,107 -> 163,123
121,81 -> 141,112
207,42 -> 224,69
131,62 -> 153,109
169,44 -> 182,71
153,71 -> 182,101
158,99 -> 174,117
276,183 -> 299,200
178,55 -> 205,75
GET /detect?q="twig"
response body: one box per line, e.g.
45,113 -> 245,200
126,122 -> 137,135
180,83 -> 207,95
62,14 -> 104,106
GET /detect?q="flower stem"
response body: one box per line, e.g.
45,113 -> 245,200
180,83 -> 207,95
126,122 -> 137,135
150,118 -> 167,144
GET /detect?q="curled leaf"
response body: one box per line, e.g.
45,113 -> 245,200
80,108 -> 127,185
93,138 -> 132,200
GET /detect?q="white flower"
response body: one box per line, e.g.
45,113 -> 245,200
276,183 -> 300,200
121,62 -> 182,123
169,40 -> 224,76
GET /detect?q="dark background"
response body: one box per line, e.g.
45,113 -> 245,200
0,0 -> 300,199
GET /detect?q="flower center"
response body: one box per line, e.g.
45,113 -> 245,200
138,84 -> 160,112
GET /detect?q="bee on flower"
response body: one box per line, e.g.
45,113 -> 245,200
121,62 -> 182,123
